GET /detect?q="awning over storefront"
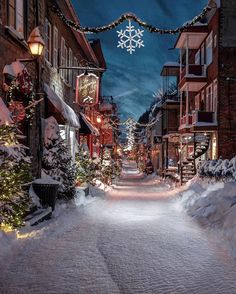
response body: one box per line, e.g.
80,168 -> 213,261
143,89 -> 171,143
79,112 -> 99,136
44,84 -> 80,129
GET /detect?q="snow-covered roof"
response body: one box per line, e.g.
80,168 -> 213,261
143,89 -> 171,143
79,112 -> 99,136
0,97 -> 14,126
44,84 -> 80,129
163,62 -> 180,67
3,61 -> 25,77
182,20 -> 208,27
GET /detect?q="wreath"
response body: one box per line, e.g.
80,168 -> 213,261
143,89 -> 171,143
7,69 -> 36,125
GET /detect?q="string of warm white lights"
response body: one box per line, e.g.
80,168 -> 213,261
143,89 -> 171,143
50,4 -> 212,35
109,117 -> 159,128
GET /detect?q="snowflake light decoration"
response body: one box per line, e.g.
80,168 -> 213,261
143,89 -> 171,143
117,20 -> 144,54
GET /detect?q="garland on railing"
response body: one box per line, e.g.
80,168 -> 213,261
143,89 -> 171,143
50,4 -> 212,35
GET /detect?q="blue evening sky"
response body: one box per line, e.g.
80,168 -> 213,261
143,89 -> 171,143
72,0 -> 207,120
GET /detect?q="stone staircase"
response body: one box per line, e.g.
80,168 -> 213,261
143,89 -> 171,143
181,134 -> 211,184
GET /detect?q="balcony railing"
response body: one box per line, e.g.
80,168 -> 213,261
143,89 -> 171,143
181,64 -> 206,80
192,111 -> 217,124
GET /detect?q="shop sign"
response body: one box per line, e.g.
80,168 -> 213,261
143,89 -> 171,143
76,73 -> 99,106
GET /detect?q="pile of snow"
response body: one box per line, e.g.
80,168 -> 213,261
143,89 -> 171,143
181,179 -> 236,255
198,156 -> 236,180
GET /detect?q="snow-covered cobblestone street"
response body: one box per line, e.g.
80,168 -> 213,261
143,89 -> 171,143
1,162 -> 236,294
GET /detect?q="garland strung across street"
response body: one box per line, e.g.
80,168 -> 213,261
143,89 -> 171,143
109,117 -> 159,128
50,4 -> 211,35
50,4 -> 212,54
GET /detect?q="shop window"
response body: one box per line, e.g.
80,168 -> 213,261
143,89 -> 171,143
53,26 -> 58,68
45,18 -> 52,64
8,0 -> 25,38
206,32 -> 213,66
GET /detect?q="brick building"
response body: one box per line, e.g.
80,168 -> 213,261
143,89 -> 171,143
174,0 -> 236,183
146,0 -> 236,183
0,0 -> 107,176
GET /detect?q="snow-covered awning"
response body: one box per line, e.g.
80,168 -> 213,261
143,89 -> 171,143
3,61 -> 25,78
44,84 -> 80,129
79,113 -> 99,136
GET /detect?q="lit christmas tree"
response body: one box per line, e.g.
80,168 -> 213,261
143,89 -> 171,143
0,124 -> 32,228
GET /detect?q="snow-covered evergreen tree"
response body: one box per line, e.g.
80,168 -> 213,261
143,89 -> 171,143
42,117 -> 77,200
75,149 -> 98,185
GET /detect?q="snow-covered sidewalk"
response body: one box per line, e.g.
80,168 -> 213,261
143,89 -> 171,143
1,163 -> 236,294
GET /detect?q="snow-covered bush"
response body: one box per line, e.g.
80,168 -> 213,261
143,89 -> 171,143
197,156 -> 236,181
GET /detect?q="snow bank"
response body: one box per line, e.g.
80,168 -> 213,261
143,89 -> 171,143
181,179 -> 236,255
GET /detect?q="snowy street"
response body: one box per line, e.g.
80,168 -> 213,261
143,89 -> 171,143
1,162 -> 236,294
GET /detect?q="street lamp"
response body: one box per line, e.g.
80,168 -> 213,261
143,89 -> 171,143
27,27 -> 45,57
96,116 -> 102,124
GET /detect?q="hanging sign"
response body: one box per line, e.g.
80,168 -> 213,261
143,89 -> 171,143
76,73 -> 99,106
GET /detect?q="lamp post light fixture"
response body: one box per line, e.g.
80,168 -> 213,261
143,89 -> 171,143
27,27 -> 45,57
96,116 -> 102,124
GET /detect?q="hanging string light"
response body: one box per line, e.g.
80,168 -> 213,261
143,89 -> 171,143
50,4 -> 212,35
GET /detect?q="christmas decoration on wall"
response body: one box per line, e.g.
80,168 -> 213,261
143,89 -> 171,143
117,20 -> 144,54
7,69 -> 37,125
0,124 -> 32,228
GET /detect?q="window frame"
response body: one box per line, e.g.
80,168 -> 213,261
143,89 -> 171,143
61,37 -> 66,80
68,48 -> 73,86
53,26 -> 58,69
195,49 -> 200,65
200,43 -> 205,65
73,56 -> 78,90
45,18 -> 52,64
206,83 -> 213,112
213,79 -> 218,113
206,32 -> 213,66
7,0 -> 26,39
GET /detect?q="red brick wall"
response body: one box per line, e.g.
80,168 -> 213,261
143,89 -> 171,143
218,1 -> 236,158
